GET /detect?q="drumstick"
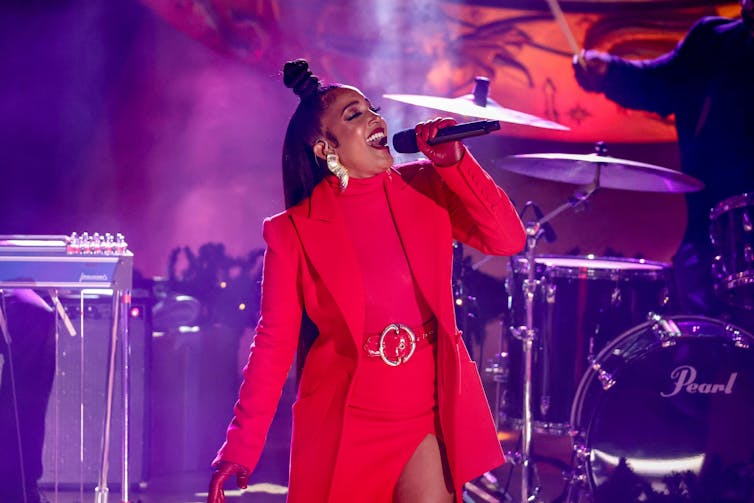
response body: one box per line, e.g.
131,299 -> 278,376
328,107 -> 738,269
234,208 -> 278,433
544,0 -> 586,67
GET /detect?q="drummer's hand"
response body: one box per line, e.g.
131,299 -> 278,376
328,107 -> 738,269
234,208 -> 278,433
415,117 -> 465,167
207,460 -> 250,503
573,49 -> 611,93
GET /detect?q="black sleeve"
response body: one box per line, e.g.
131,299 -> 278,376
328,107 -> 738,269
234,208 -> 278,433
601,17 -> 725,117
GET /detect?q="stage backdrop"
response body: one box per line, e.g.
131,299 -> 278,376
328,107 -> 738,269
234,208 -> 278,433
0,0 -> 740,278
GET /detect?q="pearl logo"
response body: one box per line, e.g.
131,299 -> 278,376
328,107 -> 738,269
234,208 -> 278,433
661,365 -> 738,397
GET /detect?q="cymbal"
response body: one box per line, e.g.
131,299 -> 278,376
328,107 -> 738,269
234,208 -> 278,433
498,152 -> 704,193
383,93 -> 570,131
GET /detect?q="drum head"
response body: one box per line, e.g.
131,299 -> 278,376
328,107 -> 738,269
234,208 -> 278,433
581,317 -> 754,501
511,255 -> 669,280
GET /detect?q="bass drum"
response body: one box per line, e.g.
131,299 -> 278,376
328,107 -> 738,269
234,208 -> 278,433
570,315 -> 754,502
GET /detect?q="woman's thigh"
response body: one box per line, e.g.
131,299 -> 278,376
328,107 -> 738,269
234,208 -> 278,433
393,434 -> 454,503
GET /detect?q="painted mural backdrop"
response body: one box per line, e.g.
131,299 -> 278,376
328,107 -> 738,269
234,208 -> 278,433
142,0 -> 739,142
0,0 -> 741,279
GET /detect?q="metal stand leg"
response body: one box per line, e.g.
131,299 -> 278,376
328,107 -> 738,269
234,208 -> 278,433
507,178 -> 600,503
95,289 -> 118,503
519,233 -> 541,503
0,296 -> 29,503
120,292 -> 131,503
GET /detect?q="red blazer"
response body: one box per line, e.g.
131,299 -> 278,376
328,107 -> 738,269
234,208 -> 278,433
215,150 -> 525,502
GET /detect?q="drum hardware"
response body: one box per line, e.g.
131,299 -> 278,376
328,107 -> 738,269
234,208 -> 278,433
505,182 -> 605,503
491,142 -> 705,502
709,193 -> 754,309
565,314 -> 754,502
589,362 -> 615,391
718,321 -> 751,349
609,286 -> 620,304
647,311 -> 683,347
485,345 -> 510,433
493,143 -> 704,502
383,76 -> 570,131
506,262 -> 671,435
465,471 -> 516,503
562,441 -> 590,503
496,142 -> 704,194
496,147 -> 605,501
452,240 -> 487,360
485,351 -> 510,382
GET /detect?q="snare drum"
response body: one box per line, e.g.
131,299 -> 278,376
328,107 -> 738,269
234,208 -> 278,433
710,193 -> 754,309
504,255 -> 672,433
569,315 -> 754,502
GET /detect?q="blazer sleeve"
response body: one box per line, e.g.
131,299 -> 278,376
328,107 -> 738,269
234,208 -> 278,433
433,148 -> 525,256
213,214 -> 303,471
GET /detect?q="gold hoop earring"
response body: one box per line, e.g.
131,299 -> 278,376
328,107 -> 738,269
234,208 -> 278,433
326,153 -> 349,191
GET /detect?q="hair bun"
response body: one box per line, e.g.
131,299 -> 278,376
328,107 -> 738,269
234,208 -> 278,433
283,59 -> 322,101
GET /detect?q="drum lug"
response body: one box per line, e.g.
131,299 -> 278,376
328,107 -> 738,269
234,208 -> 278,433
659,286 -> 671,308
648,312 -> 682,346
510,325 -> 537,342
590,361 -> 615,390
711,254 -> 725,280
572,440 -> 590,462
540,395 -> 551,417
610,285 -> 621,307
726,325 -> 751,349
546,283 -> 556,304
744,209 -> 753,233
564,440 -> 591,503
504,449 -> 523,465
522,278 -> 540,294
564,469 -> 588,485
485,351 -> 510,383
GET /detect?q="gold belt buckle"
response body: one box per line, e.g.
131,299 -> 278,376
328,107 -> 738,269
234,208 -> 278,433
378,323 -> 416,367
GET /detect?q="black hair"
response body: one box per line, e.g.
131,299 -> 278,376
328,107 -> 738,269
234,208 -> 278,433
281,59 -> 345,381
281,59 -> 341,209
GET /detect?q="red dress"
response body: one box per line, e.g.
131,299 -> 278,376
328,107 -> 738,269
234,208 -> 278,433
327,172 -> 439,501
214,151 -> 526,503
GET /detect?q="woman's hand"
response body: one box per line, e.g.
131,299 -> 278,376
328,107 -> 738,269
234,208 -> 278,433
207,460 -> 251,503
415,117 -> 465,167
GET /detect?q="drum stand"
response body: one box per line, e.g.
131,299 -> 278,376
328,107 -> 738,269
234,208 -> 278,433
507,180 -> 598,503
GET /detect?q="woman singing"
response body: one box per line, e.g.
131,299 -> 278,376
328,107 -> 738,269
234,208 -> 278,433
207,59 -> 525,503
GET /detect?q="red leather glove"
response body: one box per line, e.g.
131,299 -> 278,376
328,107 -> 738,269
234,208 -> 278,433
207,460 -> 251,503
415,117 -> 465,167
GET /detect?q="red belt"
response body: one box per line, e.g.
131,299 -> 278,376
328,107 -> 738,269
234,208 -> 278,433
362,318 -> 437,366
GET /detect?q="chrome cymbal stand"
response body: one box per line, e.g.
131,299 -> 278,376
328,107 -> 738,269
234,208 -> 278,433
509,180 -> 599,503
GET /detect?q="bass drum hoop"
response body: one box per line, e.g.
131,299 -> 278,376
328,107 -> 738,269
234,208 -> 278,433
569,314 -> 753,430
569,314 -> 754,495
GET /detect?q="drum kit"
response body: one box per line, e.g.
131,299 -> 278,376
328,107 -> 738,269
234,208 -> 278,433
385,82 -> 754,503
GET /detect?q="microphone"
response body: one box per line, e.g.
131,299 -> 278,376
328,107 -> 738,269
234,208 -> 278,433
392,120 -> 501,154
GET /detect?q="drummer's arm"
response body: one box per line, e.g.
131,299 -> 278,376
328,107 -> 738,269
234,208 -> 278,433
600,56 -> 678,116
575,20 -> 709,116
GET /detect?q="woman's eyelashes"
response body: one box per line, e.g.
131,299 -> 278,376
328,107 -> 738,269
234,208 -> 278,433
345,110 -> 362,121
345,105 -> 382,121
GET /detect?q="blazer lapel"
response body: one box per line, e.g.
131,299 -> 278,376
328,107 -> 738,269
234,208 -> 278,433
291,182 -> 365,345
